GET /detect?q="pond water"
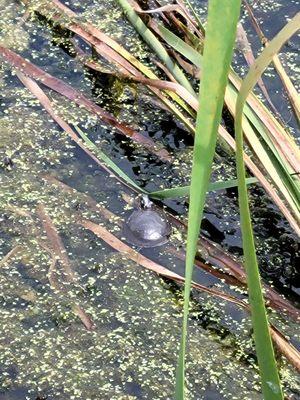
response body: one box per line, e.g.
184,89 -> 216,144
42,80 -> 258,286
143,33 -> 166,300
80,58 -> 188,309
0,0 -> 299,399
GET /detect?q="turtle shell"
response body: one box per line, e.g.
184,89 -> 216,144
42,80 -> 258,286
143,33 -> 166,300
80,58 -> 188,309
124,209 -> 171,248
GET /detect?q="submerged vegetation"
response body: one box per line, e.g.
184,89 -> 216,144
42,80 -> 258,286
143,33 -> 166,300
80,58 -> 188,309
0,0 -> 299,399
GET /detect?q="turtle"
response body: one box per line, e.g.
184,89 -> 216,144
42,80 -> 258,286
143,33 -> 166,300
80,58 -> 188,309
123,195 -> 171,248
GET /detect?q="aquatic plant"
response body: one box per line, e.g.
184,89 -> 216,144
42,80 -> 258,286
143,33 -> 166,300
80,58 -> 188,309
172,1 -> 243,398
18,0 -> 300,233
0,0 -> 299,399
234,12 -> 300,400
115,0 -> 299,398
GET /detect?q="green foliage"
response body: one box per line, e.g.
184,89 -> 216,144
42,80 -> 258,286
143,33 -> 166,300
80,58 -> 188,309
150,177 -> 257,199
175,1 -> 242,398
234,13 -> 300,399
158,24 -> 202,67
157,8 -> 300,231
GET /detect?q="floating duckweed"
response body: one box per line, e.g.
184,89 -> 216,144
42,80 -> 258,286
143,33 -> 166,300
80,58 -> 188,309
0,0 -> 299,398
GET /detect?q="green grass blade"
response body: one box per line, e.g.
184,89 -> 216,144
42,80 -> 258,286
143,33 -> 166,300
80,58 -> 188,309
74,125 -> 147,194
156,15 -> 299,223
234,13 -> 300,400
150,177 -> 257,199
151,185 -> 189,199
116,0 -> 196,96
158,23 -> 202,67
175,1 -> 241,399
226,84 -> 300,210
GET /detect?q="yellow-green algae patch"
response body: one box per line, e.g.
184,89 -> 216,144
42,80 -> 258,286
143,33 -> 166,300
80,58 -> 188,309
0,76 -> 299,400
0,1 -> 299,399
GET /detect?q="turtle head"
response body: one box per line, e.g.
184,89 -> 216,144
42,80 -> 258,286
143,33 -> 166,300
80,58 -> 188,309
141,194 -> 153,210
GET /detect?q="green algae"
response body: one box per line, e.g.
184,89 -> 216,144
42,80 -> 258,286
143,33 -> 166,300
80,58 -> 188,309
0,1 -> 299,399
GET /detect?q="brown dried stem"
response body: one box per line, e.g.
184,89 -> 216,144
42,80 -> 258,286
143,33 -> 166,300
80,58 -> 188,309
36,204 -> 95,330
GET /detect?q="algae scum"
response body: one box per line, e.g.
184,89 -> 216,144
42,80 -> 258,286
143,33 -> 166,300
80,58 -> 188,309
0,0 -> 299,399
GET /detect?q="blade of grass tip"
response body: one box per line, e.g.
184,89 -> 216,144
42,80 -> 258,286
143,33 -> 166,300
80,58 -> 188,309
116,0 -> 196,96
175,1 -> 241,398
73,125 -> 147,194
234,13 -> 300,399
150,177 -> 258,199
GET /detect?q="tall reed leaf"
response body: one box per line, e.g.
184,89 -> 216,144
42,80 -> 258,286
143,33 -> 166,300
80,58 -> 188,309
175,1 -> 241,398
234,13 -> 300,399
